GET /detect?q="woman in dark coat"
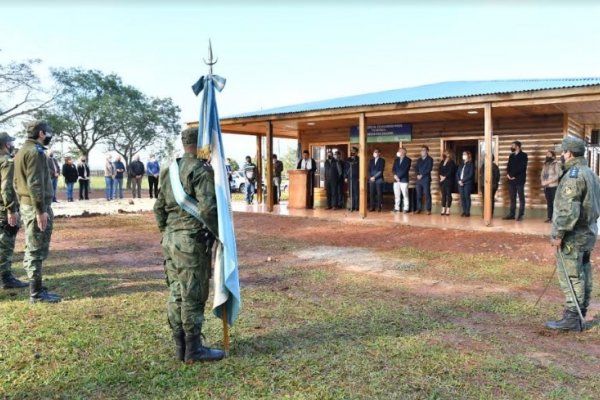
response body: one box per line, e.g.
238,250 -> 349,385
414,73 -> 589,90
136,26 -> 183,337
456,151 -> 475,217
62,156 -> 79,202
438,149 -> 456,216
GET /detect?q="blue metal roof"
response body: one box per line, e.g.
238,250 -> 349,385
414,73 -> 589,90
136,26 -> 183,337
225,78 -> 600,119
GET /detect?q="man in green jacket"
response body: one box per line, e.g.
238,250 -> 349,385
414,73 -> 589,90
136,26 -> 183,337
0,132 -> 27,289
546,136 -> 600,331
154,127 -> 224,363
13,120 -> 61,303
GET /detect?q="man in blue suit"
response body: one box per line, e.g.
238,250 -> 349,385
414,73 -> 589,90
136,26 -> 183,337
368,148 -> 385,212
392,147 -> 411,213
415,145 -> 433,214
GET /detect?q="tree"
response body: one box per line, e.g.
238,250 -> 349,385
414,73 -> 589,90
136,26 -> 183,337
103,85 -> 181,185
229,158 -> 240,172
0,50 -> 54,127
38,68 -> 125,158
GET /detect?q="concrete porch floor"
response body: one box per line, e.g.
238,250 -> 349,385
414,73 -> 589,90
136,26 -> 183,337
232,201 -> 554,237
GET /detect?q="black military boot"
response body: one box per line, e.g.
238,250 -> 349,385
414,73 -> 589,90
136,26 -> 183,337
184,335 -> 225,364
545,309 -> 583,332
174,331 -> 186,362
29,279 -> 62,304
1,273 -> 28,289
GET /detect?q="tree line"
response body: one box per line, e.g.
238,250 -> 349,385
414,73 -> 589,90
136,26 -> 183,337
0,50 -> 181,167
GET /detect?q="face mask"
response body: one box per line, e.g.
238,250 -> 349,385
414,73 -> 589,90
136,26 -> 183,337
442,154 -> 447,159
462,155 -> 468,161
510,147 -> 516,153
560,155 -> 566,164
396,152 -> 401,158
7,145 -> 14,155
43,134 -> 52,146
327,154 -> 333,159
350,153 -> 356,157
373,153 -> 378,158
545,156 -> 554,163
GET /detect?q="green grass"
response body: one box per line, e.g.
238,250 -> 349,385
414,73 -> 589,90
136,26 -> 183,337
1,214 -> 599,399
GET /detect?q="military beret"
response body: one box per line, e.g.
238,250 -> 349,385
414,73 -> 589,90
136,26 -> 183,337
0,132 -> 15,145
26,120 -> 51,137
559,137 -> 586,154
181,127 -> 199,145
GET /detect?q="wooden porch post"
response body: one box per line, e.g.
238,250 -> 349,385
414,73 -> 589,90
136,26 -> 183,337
256,135 -> 263,203
359,113 -> 368,218
483,103 -> 493,226
266,121 -> 274,212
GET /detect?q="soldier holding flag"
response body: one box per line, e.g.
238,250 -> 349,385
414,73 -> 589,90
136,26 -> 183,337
154,127 -> 225,363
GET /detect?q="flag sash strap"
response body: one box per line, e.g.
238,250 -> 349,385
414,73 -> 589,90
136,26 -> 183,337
168,159 -> 204,223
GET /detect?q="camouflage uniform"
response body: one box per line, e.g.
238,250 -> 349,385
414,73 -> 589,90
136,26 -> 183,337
13,121 -> 60,303
0,132 -> 27,289
547,137 -> 600,331
154,127 -> 223,363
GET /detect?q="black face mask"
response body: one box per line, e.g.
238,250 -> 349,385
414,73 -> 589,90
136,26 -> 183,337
560,155 -> 566,164
43,134 -> 52,146
545,157 -> 554,163
327,155 -> 333,160
510,147 -> 516,153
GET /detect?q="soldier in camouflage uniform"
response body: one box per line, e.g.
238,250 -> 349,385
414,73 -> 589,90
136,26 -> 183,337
546,136 -> 600,331
154,127 -> 225,363
0,132 -> 27,289
13,121 -> 61,303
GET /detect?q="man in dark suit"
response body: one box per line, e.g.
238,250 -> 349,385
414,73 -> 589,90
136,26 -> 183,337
503,140 -> 528,221
334,151 -> 345,208
415,145 -> 433,214
297,150 -> 317,209
345,146 -> 360,211
324,150 -> 344,209
392,147 -> 412,213
368,148 -> 385,212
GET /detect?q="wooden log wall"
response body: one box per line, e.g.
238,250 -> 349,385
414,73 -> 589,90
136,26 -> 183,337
300,115 -> 565,211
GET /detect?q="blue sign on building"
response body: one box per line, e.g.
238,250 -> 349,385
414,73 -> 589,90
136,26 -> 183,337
350,123 -> 412,143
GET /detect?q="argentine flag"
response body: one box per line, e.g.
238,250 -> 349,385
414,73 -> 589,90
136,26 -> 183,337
192,74 -> 241,326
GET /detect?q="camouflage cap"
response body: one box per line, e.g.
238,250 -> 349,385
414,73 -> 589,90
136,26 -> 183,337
26,120 -> 51,137
559,137 -> 586,154
181,127 -> 198,145
0,132 -> 15,145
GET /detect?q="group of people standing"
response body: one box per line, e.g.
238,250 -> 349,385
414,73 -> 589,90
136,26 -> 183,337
295,140 -> 563,220
103,154 -> 161,201
47,152 -> 90,202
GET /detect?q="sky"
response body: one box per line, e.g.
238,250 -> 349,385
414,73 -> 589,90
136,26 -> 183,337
1,1 -> 600,168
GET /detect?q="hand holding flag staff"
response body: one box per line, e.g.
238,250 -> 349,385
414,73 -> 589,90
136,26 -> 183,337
192,40 -> 241,352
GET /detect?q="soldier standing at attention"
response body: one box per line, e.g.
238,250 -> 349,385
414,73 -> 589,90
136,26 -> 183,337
154,127 -> 225,363
0,132 -> 27,289
13,121 -> 61,303
546,137 -> 600,332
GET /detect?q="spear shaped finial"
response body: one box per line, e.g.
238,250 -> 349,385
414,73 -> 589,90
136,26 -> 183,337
203,39 -> 218,75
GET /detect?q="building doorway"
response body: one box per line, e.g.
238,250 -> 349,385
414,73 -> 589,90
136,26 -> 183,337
311,143 -> 349,188
443,139 -> 479,194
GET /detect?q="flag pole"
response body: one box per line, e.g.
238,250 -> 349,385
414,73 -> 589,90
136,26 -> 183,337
222,304 -> 230,354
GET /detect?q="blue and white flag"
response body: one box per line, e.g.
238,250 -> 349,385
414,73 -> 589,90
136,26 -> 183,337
192,74 -> 241,326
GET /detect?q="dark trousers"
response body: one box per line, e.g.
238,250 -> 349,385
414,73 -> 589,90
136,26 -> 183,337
544,186 -> 557,220
307,175 -> 314,209
482,187 -> 499,216
336,181 -> 344,208
79,180 -> 89,200
148,176 -> 159,198
348,179 -> 359,210
326,180 -> 339,208
440,180 -> 453,208
415,179 -> 432,211
459,183 -> 472,214
369,179 -> 383,210
508,181 -> 525,217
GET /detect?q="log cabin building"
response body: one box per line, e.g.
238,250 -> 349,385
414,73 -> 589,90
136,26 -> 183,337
212,78 -> 600,225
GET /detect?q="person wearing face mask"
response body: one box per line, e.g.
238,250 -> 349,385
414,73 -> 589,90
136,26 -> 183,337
456,151 -> 474,217
414,145 -> 433,215
546,137 -> 600,332
324,150 -> 343,210
0,132 -> 28,290
61,156 -> 78,202
368,148 -> 385,212
540,150 -> 561,223
392,147 -> 411,213
503,140 -> 528,221
438,150 -> 456,216
46,150 -> 61,203
77,155 -> 90,201
13,120 -> 61,303
344,146 -> 360,212
334,151 -> 345,209
146,155 -> 161,199
104,154 -> 115,201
